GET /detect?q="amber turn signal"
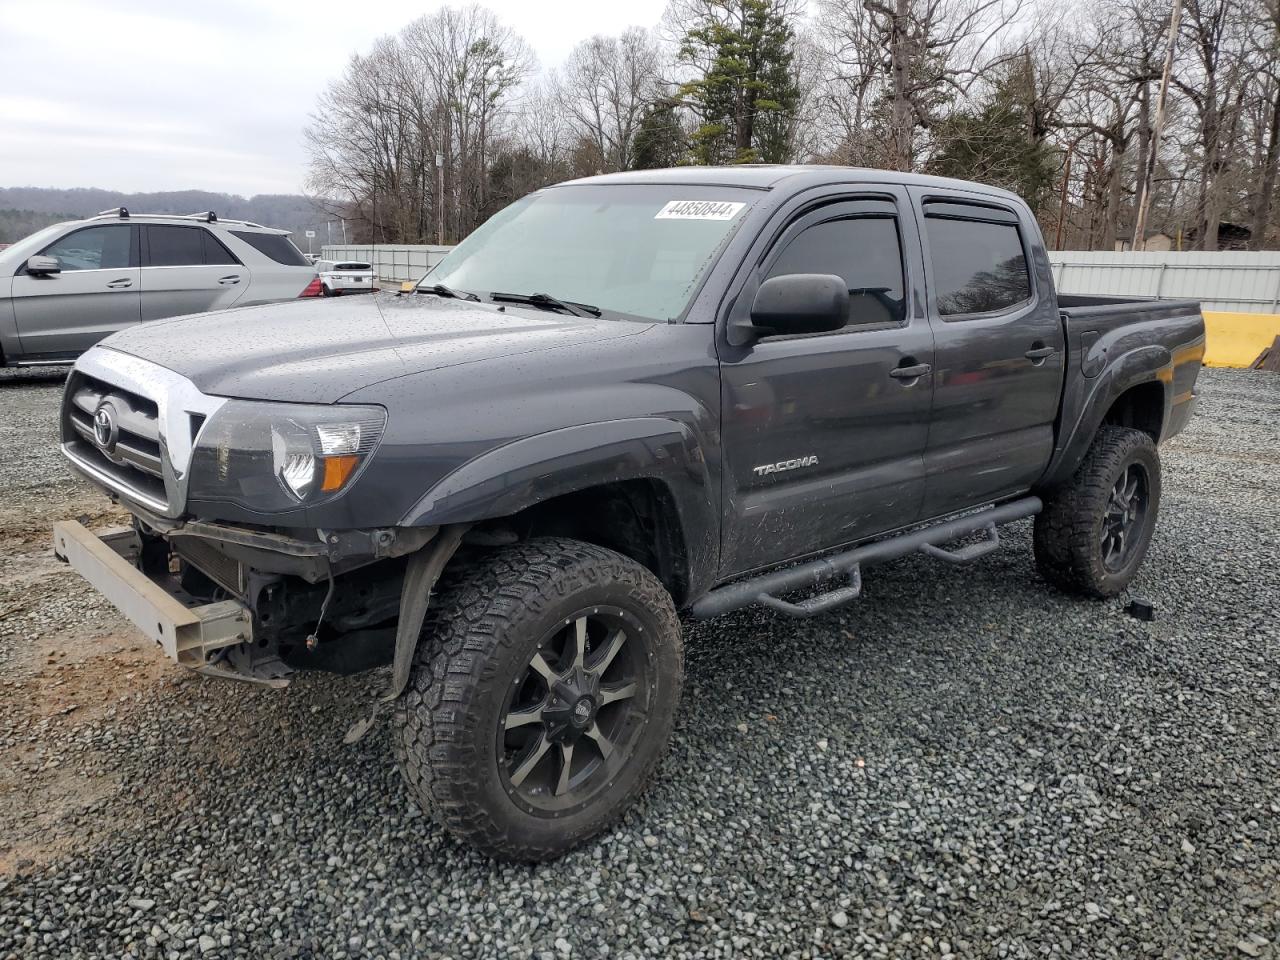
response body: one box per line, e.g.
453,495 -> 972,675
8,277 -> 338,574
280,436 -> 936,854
320,454 -> 361,492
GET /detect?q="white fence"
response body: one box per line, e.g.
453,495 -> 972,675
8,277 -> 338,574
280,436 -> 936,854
1049,251 -> 1280,313
323,244 -> 1280,314
320,244 -> 453,284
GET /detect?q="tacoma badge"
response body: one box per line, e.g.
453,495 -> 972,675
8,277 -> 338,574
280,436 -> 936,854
753,455 -> 819,477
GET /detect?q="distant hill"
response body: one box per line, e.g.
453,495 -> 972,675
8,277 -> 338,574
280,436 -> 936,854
0,188 -> 335,243
0,208 -> 74,244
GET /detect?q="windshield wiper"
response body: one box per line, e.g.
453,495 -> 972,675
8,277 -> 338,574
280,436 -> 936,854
490,291 -> 602,318
418,282 -> 480,302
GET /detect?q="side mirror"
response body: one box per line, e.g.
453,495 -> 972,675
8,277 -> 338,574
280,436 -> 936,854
735,274 -> 849,344
26,255 -> 60,276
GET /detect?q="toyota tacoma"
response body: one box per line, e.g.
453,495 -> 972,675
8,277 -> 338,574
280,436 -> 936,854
52,166 -> 1205,860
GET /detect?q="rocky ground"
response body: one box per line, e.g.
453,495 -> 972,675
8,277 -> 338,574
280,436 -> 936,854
0,366 -> 1277,960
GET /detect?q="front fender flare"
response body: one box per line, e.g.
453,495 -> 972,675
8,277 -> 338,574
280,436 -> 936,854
399,417 -> 719,591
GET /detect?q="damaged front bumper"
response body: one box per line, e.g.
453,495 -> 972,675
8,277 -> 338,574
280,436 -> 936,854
52,516 -> 466,695
52,520 -> 260,680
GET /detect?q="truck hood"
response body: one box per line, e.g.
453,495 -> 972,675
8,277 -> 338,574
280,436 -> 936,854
100,292 -> 649,402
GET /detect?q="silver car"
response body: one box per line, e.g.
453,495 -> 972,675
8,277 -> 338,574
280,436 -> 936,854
0,209 -> 319,366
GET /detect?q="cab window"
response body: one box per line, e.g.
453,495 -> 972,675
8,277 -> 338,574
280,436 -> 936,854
765,214 -> 907,328
923,204 -> 1032,317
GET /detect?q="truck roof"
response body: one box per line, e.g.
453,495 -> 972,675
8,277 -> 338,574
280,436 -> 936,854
556,165 -> 1024,204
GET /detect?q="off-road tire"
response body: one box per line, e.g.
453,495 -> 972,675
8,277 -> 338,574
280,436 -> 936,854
1033,425 -> 1161,598
391,537 -> 683,861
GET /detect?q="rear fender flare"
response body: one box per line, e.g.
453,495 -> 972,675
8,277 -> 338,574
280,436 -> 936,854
1042,343 -> 1171,489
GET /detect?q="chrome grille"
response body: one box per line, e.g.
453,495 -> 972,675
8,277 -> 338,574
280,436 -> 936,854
63,371 -> 169,511
61,347 -> 229,519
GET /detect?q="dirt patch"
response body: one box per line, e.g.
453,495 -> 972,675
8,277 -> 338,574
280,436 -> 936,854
0,611 -> 177,876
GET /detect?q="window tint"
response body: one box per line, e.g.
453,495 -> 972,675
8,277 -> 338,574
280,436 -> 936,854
40,225 -> 131,271
334,262 -> 371,271
766,215 -> 906,326
230,231 -> 310,266
147,225 -> 205,266
924,214 -> 1031,316
202,231 -> 239,265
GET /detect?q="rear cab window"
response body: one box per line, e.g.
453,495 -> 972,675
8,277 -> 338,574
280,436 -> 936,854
922,201 -> 1032,317
230,231 -> 310,266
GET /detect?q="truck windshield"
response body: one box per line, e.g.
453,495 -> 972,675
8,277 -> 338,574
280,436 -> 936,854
420,185 -> 755,322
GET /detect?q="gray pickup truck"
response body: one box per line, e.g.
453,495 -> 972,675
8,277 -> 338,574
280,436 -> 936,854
53,166 -> 1204,860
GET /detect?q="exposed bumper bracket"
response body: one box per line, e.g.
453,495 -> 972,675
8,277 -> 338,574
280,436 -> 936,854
52,520 -> 252,668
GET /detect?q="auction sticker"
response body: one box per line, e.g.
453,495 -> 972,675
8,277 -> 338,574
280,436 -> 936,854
655,200 -> 746,221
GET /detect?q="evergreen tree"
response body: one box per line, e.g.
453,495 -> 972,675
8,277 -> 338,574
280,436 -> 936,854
631,100 -> 688,169
927,61 -> 1057,212
676,0 -> 800,165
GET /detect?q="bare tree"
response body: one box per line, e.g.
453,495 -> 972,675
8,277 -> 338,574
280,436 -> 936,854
1173,0 -> 1257,248
814,0 -> 1024,171
306,5 -> 532,244
1246,0 -> 1280,247
556,29 -> 664,172
304,0 -> 1280,249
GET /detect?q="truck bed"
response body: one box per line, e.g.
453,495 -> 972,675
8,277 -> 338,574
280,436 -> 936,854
1043,295 -> 1206,488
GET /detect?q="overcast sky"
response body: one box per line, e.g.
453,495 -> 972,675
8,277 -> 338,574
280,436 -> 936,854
0,0 -> 671,197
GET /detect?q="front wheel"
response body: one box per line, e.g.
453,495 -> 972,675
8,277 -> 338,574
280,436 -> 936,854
391,538 -> 683,861
1033,425 -> 1162,598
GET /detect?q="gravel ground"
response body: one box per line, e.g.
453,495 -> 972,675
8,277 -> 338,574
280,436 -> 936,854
1,366 -> 1278,960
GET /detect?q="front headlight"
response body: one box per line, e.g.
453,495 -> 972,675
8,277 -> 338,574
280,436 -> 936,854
187,401 -> 386,512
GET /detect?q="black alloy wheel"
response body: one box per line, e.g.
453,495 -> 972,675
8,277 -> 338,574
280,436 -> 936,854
498,607 -> 651,816
1100,462 -> 1149,572
391,538 -> 683,861
1033,425 -> 1162,598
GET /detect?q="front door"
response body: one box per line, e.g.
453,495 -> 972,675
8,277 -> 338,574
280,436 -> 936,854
911,193 -> 1066,518
140,224 -> 246,321
11,223 -> 140,360
718,191 -> 935,577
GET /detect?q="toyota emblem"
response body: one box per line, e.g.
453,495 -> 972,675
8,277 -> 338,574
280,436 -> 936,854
92,402 -> 119,452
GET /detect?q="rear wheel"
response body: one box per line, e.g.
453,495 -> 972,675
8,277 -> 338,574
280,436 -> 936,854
1034,425 -> 1162,598
391,538 -> 683,861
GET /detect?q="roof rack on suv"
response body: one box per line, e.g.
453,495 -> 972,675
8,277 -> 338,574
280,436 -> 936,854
84,210 -> 272,230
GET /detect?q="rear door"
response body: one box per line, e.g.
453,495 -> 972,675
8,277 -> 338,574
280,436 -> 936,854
140,225 -> 247,320
718,189 -> 934,576
10,223 -> 140,359
910,192 -> 1066,518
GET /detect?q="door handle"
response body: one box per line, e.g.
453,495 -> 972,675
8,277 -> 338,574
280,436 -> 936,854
218,275 -> 242,285
889,362 -> 932,380
1025,345 -> 1056,361
105,278 -> 133,289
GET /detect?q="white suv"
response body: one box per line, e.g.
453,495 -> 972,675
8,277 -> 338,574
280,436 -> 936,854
0,209 -> 319,366
315,259 -> 375,296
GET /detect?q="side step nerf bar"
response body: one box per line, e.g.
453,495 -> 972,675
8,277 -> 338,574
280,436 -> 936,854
690,497 -> 1042,620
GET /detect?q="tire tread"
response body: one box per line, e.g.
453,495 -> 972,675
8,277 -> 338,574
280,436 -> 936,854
391,537 -> 682,861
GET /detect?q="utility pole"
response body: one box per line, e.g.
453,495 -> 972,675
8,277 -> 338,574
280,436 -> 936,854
1132,0 -> 1182,251
436,151 -> 444,246
1055,144 -> 1074,250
